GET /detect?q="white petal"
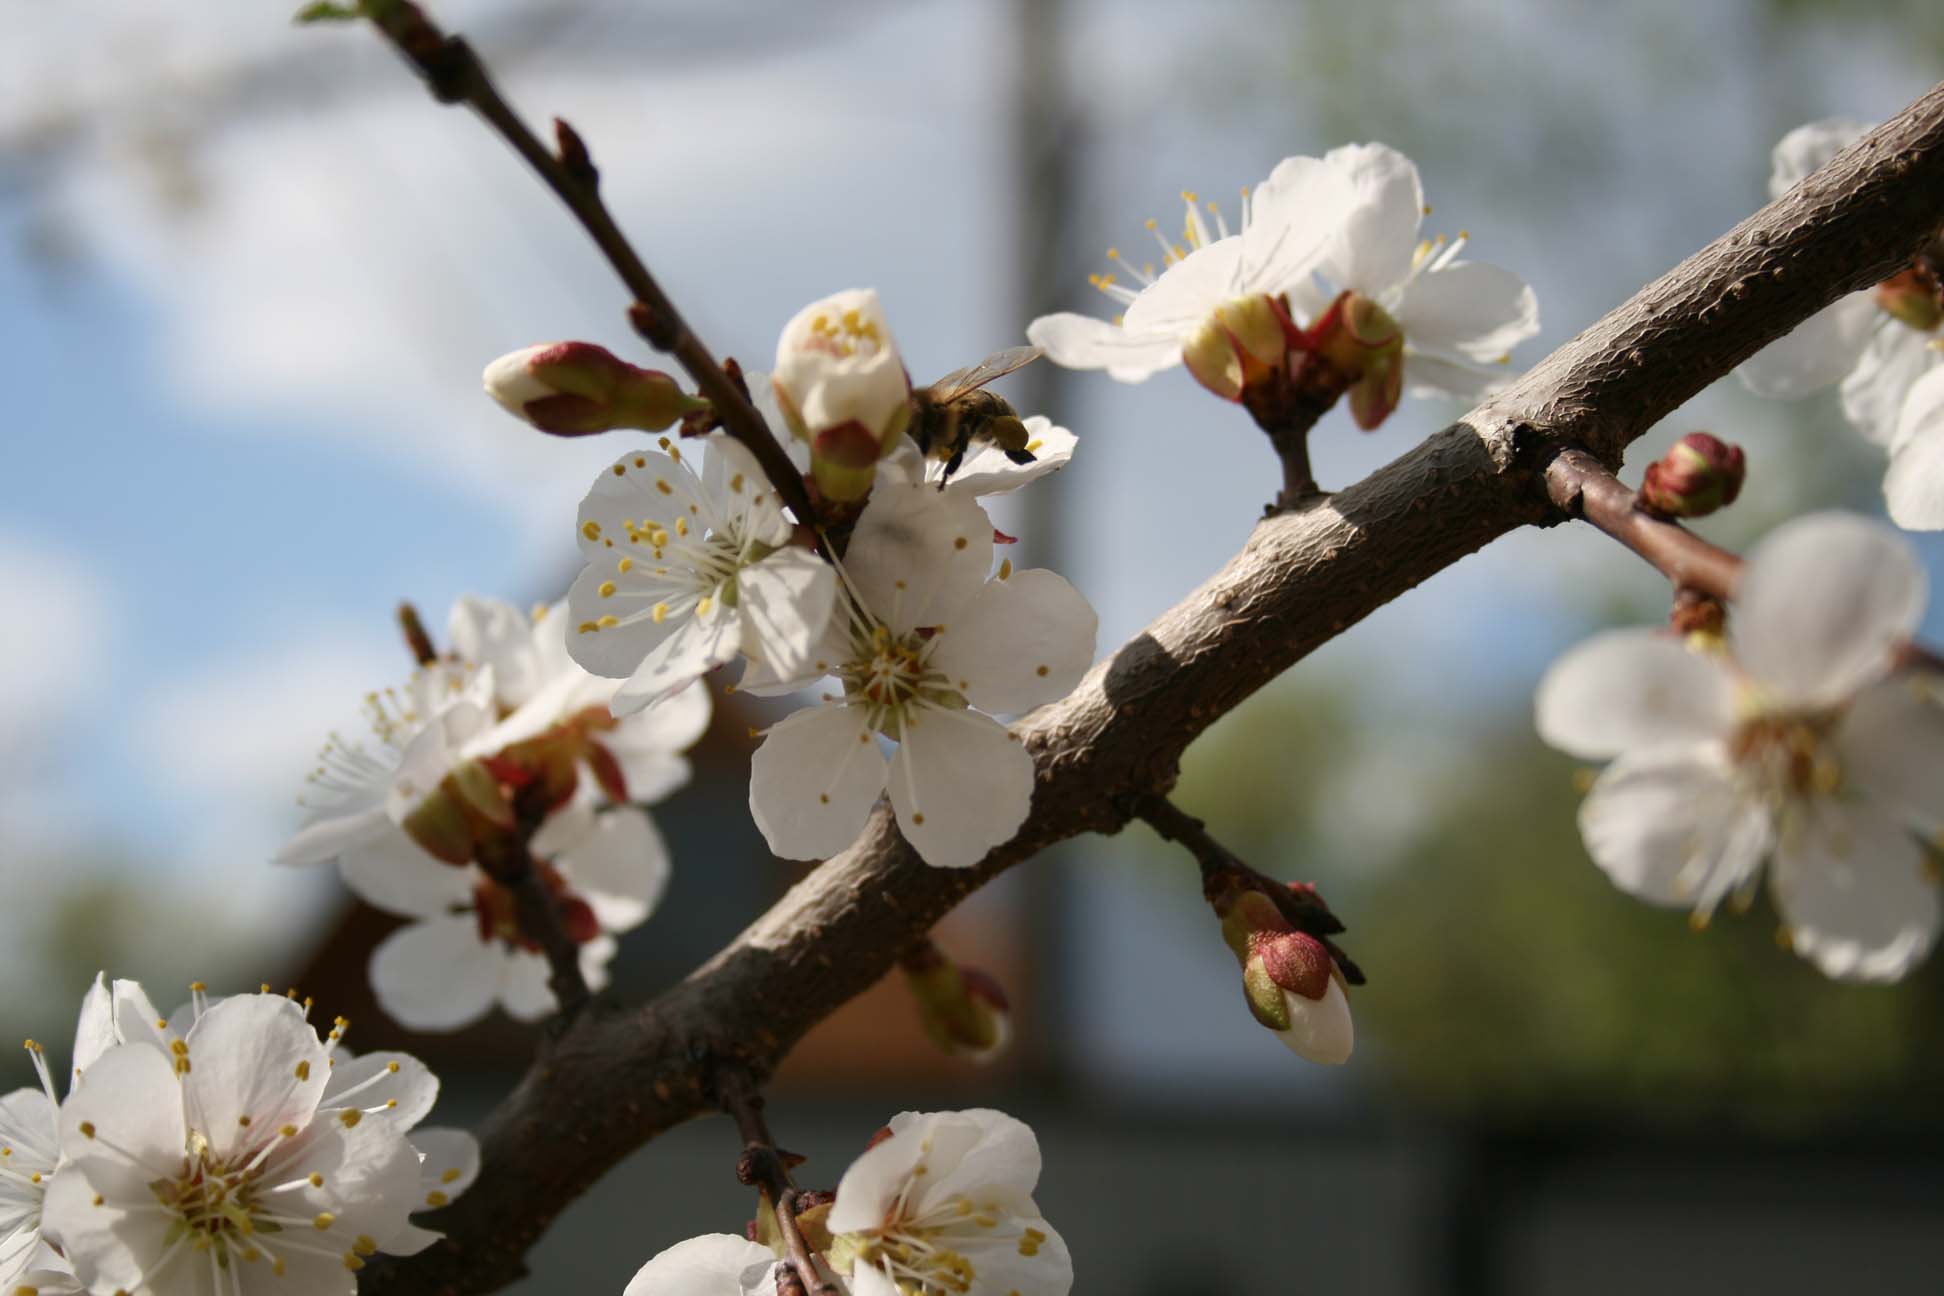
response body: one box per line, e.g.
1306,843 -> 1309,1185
827,1114 -> 945,1233
1772,797 -> 1940,982
1840,325 -> 1938,448
337,830 -> 473,919
0,1089 -> 56,1168
735,618 -> 850,698
705,436 -> 793,549
610,674 -> 713,754
60,1045 -> 186,1201
1534,629 -> 1737,760
887,707 -> 1034,870
369,917 -> 501,1032
265,1104 -> 422,1248
1399,348 -> 1506,402
1025,312 -> 1181,381
275,803 -> 393,869
928,569 -> 1097,715
39,1168 -> 175,1296
387,701 -> 493,825
1275,979 -> 1354,1066
1838,681 -> 1944,835
947,1218 -> 1074,1296
70,973 -> 115,1080
623,1235 -> 779,1296
749,704 -> 888,862
609,598 -> 744,718
1238,154 -> 1354,297
845,483 -> 994,634
847,1264 -> 901,1296
182,995 -> 329,1164
1121,238 -> 1247,335
1734,292 -> 1878,399
1317,142 -> 1424,295
1734,511 -> 1926,709
1578,744 -> 1762,907
320,1051 -> 438,1133
575,448 -> 710,562
737,547 -> 841,683
939,416 -> 1076,497
908,1108 -> 1044,1217
446,596 -> 545,709
412,1127 -> 481,1210
1884,365 -> 1944,530
557,806 -> 670,932
1768,117 -> 1871,197
1397,260 -> 1538,362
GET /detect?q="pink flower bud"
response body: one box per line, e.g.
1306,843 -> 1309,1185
1211,874 -> 1354,1065
483,342 -> 708,436
772,289 -> 912,502
900,943 -> 1013,1065
1638,432 -> 1746,519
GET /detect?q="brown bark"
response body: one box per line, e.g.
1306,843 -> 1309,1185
355,64 -> 1944,1296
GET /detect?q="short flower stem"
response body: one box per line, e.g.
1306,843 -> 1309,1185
478,835 -> 592,1021
716,1065 -> 840,1296
1247,392 -> 1334,513
361,2 -> 819,537
1545,447 -> 1743,599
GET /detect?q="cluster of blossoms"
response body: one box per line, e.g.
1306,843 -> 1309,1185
1738,119 -> 1944,528
626,1109 -> 1071,1296
1,976 -> 473,1296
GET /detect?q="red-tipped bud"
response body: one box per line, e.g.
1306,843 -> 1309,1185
1638,432 -> 1746,519
1211,874 -> 1354,1066
1877,263 -> 1943,332
900,943 -> 1013,1065
483,342 -> 709,436
555,895 -> 601,945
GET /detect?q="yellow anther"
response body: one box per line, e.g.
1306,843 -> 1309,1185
294,1061 -> 310,1081
1688,909 -> 1712,933
386,1061 -> 400,1073
578,620 -> 600,634
425,1190 -> 449,1208
313,1212 -> 336,1231
696,596 -> 713,618
309,1173 -> 324,1187
79,1121 -> 96,1139
342,1254 -> 364,1273
1144,218 -> 1158,230
729,473 -> 745,493
998,558 -> 1013,580
441,1167 -> 462,1184
599,581 -> 617,598
597,615 -> 619,629
339,1110 -> 361,1128
582,521 -> 602,540
617,557 -> 634,574
354,1236 -> 377,1257
280,1124 -> 299,1137
651,602 -> 669,624
1181,189 -> 1198,202
1105,247 -> 1120,260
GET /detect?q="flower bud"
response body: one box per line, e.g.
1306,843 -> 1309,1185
1311,292 -> 1405,431
1638,432 -> 1746,519
772,289 -> 913,502
1212,878 -> 1354,1065
900,942 -> 1012,1065
1876,263 -> 1943,332
483,342 -> 708,436
1183,294 -> 1297,402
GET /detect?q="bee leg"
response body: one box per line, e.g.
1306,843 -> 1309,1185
1004,448 -> 1038,465
937,444 -> 970,490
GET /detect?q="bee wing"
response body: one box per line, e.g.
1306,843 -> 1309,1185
925,345 -> 1043,402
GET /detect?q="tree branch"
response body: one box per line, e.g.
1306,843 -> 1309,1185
1544,448 -> 1744,598
361,1 -> 816,530
356,65 -> 1944,1296
716,1066 -> 839,1296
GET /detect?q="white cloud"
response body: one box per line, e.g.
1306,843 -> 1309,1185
0,531 -> 113,748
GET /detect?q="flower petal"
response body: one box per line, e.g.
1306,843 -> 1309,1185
1772,797 -> 1940,982
909,1108 -> 1045,1218
1121,238 -> 1247,335
928,569 -> 1097,716
369,917 -> 502,1033
1275,979 -> 1354,1066
1734,292 -> 1878,399
610,598 -> 745,718
827,1114 -> 946,1234
1838,681 -> 1944,836
276,802 -> 393,869
704,436 -> 793,549
1885,364 -> 1944,530
337,830 -> 473,920
411,1127 -> 481,1211
1025,312 -> 1181,381
1577,744 -> 1758,907
263,1103 -> 423,1251
887,707 -> 1034,870
1237,154 -> 1354,297
737,547 -> 841,683
1316,142 -> 1424,295
446,596 -> 545,709
38,1167 -> 174,1296
1734,512 -> 1925,709
749,705 -> 889,862
576,448 -> 710,562
623,1234 -> 780,1296
937,416 -> 1076,497
950,1217 -> 1074,1296
557,806 -> 670,932
320,1051 -> 438,1134
1399,348 -> 1506,403
1840,325 -> 1938,448
845,482 -> 995,634
60,1045 -> 186,1201
1534,629 -> 1736,761
1397,259 -> 1538,362
183,994 -> 329,1163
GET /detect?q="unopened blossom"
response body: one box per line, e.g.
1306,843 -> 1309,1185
772,289 -> 913,502
483,341 -> 708,437
1026,168 -> 1352,385
568,435 -> 838,714
1535,512 -> 1943,981
901,943 -> 1012,1065
825,1109 -> 1072,1296
623,1234 -> 790,1296
1735,118 -> 1944,526
748,482 -> 1096,869
1210,878 -> 1354,1065
366,797 -> 668,1030
1637,432 -> 1747,520
43,989 -> 474,1296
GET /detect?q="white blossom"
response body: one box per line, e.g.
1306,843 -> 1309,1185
1535,512 -> 1943,981
771,289 -> 912,450
42,988 -> 475,1296
622,1235 -> 788,1296
825,1109 -> 1071,1296
567,435 -> 838,715
748,482 -> 1096,870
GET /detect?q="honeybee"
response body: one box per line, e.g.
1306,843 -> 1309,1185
910,345 -> 1043,486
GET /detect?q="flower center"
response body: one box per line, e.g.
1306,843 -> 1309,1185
1730,712 -> 1840,799
839,625 -> 959,731
804,307 -> 888,359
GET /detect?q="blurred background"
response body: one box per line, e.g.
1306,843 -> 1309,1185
5,0 -> 1944,1292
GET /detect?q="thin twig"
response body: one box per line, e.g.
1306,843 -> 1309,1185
363,1 -> 817,529
716,1065 -> 839,1296
479,835 -> 591,1019
1545,447 -> 1744,599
